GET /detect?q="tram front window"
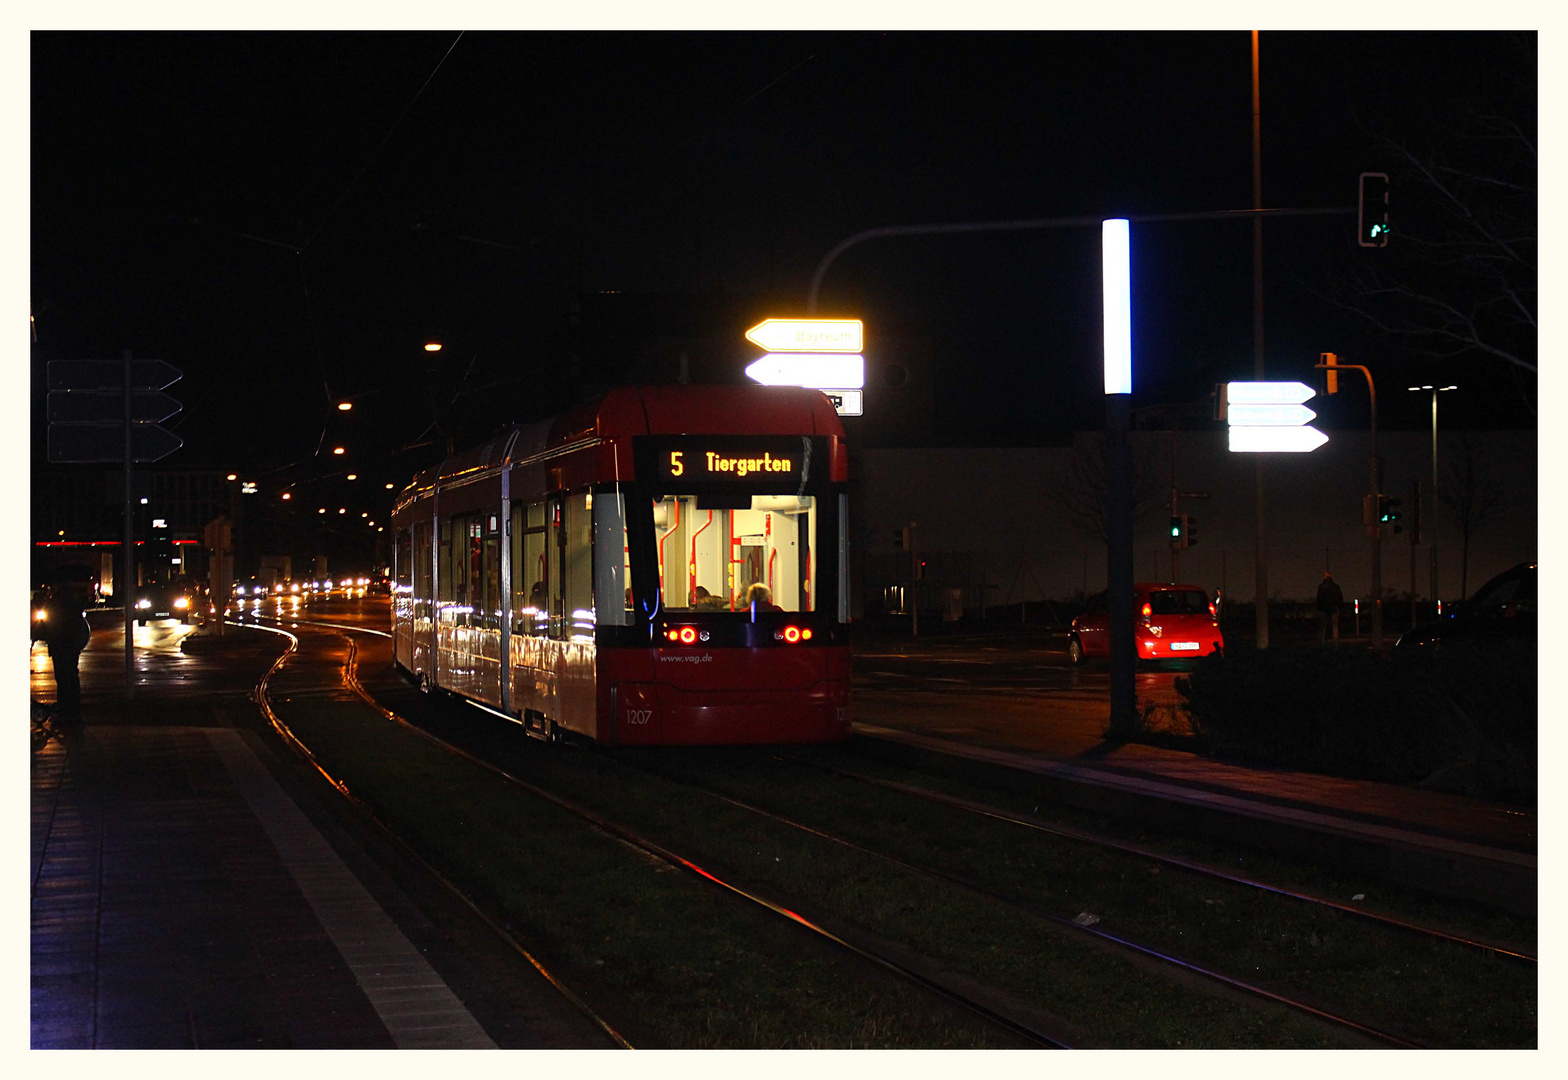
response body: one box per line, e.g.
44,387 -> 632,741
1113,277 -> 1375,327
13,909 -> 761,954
652,495 -> 816,613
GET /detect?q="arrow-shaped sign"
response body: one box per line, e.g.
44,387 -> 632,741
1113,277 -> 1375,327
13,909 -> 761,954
1228,426 -> 1329,453
745,353 -> 865,389
745,318 -> 863,353
48,389 -> 183,424
1225,380 -> 1327,453
47,358 -> 183,392
1226,402 -> 1317,427
1226,380 -> 1315,405
47,422 -> 185,463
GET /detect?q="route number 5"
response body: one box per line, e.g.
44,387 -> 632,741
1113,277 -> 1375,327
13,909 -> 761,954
669,451 -> 684,476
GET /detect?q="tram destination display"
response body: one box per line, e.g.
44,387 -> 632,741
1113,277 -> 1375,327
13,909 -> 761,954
636,436 -> 825,489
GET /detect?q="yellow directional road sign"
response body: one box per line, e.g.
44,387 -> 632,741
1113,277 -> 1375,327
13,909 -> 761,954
745,318 -> 863,353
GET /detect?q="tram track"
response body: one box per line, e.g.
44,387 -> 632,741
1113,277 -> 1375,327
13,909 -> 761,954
242,611 -> 1534,1048
604,751 -> 1426,1048
777,753 -> 1538,965
254,616 -> 1063,1048
244,619 -> 633,1050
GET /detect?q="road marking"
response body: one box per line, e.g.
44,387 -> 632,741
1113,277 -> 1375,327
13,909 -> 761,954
204,728 -> 497,1048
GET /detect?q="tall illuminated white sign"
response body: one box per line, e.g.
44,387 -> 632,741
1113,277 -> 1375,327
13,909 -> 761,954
1102,219 -> 1132,395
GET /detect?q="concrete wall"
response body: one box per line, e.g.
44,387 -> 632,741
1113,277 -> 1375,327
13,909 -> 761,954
853,430 -> 1536,609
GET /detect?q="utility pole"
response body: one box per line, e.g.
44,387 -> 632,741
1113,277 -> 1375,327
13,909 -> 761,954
1251,29 -> 1270,650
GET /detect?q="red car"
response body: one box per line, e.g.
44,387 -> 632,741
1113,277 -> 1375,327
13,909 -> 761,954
1069,582 -> 1223,664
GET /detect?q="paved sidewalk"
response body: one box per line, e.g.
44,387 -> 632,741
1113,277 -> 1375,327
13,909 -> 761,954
31,724 -> 498,1049
29,629 -> 500,1049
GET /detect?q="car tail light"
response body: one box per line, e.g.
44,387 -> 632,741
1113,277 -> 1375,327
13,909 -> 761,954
773,626 -> 813,643
1140,601 -> 1152,622
664,626 -> 706,644
1209,600 -> 1217,619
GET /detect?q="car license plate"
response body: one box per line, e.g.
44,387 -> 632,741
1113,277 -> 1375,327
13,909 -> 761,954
1169,641 -> 1200,651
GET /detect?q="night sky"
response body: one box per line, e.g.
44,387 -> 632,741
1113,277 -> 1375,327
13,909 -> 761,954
29,28 -> 1537,502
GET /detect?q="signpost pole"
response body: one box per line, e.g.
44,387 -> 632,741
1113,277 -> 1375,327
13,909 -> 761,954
122,348 -> 135,698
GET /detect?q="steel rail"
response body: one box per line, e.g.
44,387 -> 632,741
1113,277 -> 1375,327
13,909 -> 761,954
328,634 -> 1069,1048
614,755 -> 1424,1049
782,753 -> 1537,965
243,619 -> 634,1049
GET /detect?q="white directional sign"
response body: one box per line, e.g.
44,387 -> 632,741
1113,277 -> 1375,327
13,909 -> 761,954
745,353 -> 865,390
745,318 -> 863,353
1226,381 -> 1327,453
820,389 -> 863,417
1228,425 -> 1329,453
1227,380 -> 1315,404
1227,402 -> 1317,427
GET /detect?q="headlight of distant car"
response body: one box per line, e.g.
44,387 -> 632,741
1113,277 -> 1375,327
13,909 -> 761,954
174,597 -> 189,609
34,608 -> 47,622
137,598 -> 152,609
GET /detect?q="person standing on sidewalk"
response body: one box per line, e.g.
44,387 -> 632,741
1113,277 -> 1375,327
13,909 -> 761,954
38,574 -> 93,724
1316,571 -> 1344,647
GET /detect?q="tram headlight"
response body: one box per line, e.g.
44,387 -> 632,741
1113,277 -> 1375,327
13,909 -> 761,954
174,597 -> 189,610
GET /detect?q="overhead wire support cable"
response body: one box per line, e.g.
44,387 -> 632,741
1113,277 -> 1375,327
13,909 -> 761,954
302,31 -> 466,251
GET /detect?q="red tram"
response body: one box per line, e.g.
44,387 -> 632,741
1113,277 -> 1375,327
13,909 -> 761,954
389,385 -> 852,745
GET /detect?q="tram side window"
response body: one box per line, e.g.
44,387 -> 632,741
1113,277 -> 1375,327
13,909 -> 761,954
413,522 -> 431,611
395,529 -> 412,590
592,490 -> 631,627
437,519 -> 455,616
563,492 -> 594,641
482,514 -> 500,631
465,517 -> 484,629
512,502 -> 547,636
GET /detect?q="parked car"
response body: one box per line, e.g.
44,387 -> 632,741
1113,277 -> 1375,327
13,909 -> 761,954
1069,582 -> 1223,664
1396,563 -> 1535,650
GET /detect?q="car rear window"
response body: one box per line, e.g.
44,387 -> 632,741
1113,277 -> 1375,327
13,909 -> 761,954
1150,589 -> 1209,616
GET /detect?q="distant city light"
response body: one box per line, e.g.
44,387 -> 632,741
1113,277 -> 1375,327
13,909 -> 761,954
282,493 -> 291,500
241,481 -> 257,495
139,497 -> 149,505
318,508 -> 326,514
226,473 -> 238,481
347,473 -> 358,480
338,508 -> 346,514
361,512 -> 368,518
333,447 -> 345,455
385,483 -> 395,490
337,401 -> 353,411
424,342 -> 442,352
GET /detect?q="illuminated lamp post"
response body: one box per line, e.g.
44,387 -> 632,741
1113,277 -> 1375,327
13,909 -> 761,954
1103,219 -> 1137,737
1407,384 -> 1457,616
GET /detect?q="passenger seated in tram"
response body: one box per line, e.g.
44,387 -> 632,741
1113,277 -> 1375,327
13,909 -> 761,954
692,585 -> 726,611
745,583 -> 782,611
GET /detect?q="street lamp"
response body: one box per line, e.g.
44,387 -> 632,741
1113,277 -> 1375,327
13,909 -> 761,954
1407,384 -> 1457,614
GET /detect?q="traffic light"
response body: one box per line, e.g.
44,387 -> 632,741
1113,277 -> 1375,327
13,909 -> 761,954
1358,172 -> 1390,248
1320,351 -> 1339,396
1185,515 -> 1198,547
1169,515 -> 1183,549
1378,495 -> 1403,534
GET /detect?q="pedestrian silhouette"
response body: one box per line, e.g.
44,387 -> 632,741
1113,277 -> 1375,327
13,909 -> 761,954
38,574 -> 93,723
1316,571 -> 1344,647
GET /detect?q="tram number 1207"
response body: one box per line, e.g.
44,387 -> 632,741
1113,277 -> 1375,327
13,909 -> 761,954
626,708 -> 653,726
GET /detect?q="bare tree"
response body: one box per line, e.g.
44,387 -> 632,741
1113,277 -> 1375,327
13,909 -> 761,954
1043,433 -> 1162,545
1330,34 -> 1536,407
1440,431 -> 1507,598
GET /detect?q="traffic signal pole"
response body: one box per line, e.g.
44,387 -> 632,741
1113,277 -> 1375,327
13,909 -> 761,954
1317,356 -> 1382,651
122,348 -> 135,698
